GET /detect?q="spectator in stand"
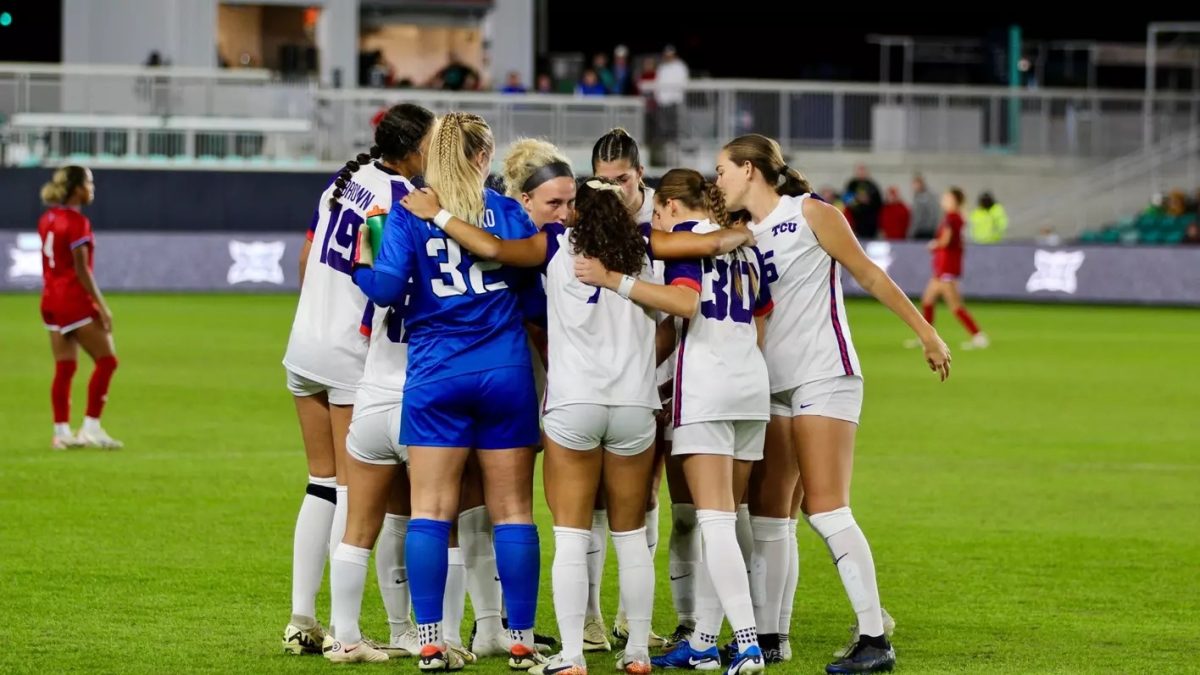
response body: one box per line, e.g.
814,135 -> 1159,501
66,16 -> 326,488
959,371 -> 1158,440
1185,220 -> 1200,244
909,174 -> 941,240
593,53 -> 617,94
880,186 -> 911,240
576,68 -> 607,96
612,45 -> 633,95
501,71 -> 527,94
432,56 -> 478,91
535,73 -> 555,94
844,165 -> 882,239
1165,189 -> 1188,217
969,191 -> 1008,243
636,56 -> 657,96
654,45 -> 689,162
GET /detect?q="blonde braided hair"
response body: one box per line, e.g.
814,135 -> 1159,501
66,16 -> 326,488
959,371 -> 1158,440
425,112 -> 494,226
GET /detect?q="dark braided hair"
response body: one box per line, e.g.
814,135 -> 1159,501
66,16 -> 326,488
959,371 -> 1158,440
570,178 -> 646,276
329,103 -> 434,208
590,127 -> 641,172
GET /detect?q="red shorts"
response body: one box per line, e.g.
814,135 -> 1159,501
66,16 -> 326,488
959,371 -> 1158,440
41,292 -> 99,334
933,250 -> 963,281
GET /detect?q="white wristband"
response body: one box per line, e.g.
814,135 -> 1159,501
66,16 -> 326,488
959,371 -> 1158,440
616,274 -> 636,299
433,209 -> 453,228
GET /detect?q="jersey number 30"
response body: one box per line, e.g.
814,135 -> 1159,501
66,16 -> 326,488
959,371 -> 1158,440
426,238 -> 508,297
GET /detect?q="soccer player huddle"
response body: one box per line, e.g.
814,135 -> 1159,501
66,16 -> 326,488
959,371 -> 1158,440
279,104 -> 952,675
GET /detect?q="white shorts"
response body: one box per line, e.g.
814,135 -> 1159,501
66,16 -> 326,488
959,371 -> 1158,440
542,404 -> 657,457
672,420 -> 767,461
286,369 -> 356,406
346,405 -> 406,465
769,375 -> 863,424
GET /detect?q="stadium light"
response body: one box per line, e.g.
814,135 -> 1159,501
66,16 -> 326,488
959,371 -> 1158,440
0,12 -> 12,27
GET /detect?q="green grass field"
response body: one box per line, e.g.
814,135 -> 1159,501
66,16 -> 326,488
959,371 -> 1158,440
1,293 -> 1198,674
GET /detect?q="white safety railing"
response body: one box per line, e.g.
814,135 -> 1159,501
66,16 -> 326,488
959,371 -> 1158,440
314,88 -> 645,163
647,79 -> 1200,159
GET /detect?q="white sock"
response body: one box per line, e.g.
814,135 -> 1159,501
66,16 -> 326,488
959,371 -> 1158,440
735,504 -> 753,574
459,506 -> 503,638
645,503 -> 661,559
82,416 -> 101,433
586,509 -> 607,620
291,475 -> 336,619
553,526 -> 591,663
778,519 -> 800,639
808,508 -> 884,637
330,543 -> 370,644
54,422 -> 71,437
443,547 -> 467,647
330,486 -> 349,557
668,503 -> 700,627
612,527 -> 655,660
750,516 -> 790,635
377,514 -> 411,634
698,510 -> 758,651
688,547 -> 723,652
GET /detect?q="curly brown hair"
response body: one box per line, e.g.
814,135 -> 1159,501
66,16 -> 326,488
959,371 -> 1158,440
570,178 -> 646,276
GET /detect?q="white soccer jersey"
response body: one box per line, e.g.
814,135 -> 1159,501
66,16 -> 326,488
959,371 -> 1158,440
283,164 -> 415,390
355,303 -> 409,416
540,222 -> 660,412
664,220 -> 772,425
749,194 -> 862,392
634,186 -> 656,227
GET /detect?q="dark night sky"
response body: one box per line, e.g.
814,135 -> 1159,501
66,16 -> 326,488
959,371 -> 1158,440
544,4 -> 1200,86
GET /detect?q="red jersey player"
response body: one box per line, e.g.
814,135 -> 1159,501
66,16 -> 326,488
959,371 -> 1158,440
913,187 -> 988,350
38,166 -> 122,449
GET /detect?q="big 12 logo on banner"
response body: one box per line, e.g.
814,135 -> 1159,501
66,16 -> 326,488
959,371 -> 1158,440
228,240 -> 286,285
7,233 -> 44,288
1026,250 -> 1085,294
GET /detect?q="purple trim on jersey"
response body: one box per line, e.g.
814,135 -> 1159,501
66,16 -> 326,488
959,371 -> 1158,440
391,179 -> 412,204
752,246 -> 773,314
663,257 -> 701,287
360,303 -> 376,337
672,220 -> 700,233
672,318 -> 690,427
639,223 -> 655,259
543,222 -> 566,267
69,235 -> 92,250
828,259 -> 854,376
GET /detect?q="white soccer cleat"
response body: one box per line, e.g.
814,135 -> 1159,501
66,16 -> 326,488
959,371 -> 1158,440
381,623 -> 421,657
282,616 -> 327,655
449,643 -> 477,664
835,607 -> 896,658
76,426 -> 123,449
51,432 -> 82,450
962,332 -> 990,350
323,636 -> 390,663
469,626 -> 512,657
417,643 -> 466,671
509,643 -> 549,670
584,616 -> 612,652
528,654 -> 587,675
780,636 -> 792,662
615,649 -> 652,674
610,617 -> 665,651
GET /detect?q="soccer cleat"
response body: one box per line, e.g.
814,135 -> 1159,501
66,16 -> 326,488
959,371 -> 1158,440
528,654 -> 587,675
835,608 -> 896,658
51,432 -> 82,450
651,642 -> 721,671
721,641 -> 739,666
323,636 -> 390,663
76,426 -> 123,449
417,643 -> 465,671
381,624 -> 421,657
962,332 -> 990,350
509,643 -> 549,671
615,650 -> 652,674
664,624 -> 694,651
449,644 -> 477,664
756,634 -> 783,664
725,645 -> 764,675
501,616 -> 558,654
281,616 -> 327,655
584,616 -> 612,652
611,616 -> 666,650
825,637 -> 895,674
779,635 -> 792,662
469,625 -> 512,657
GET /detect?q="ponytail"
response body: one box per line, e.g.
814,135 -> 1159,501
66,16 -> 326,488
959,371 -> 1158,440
40,165 -> 89,206
424,112 -> 494,227
329,145 -> 382,209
